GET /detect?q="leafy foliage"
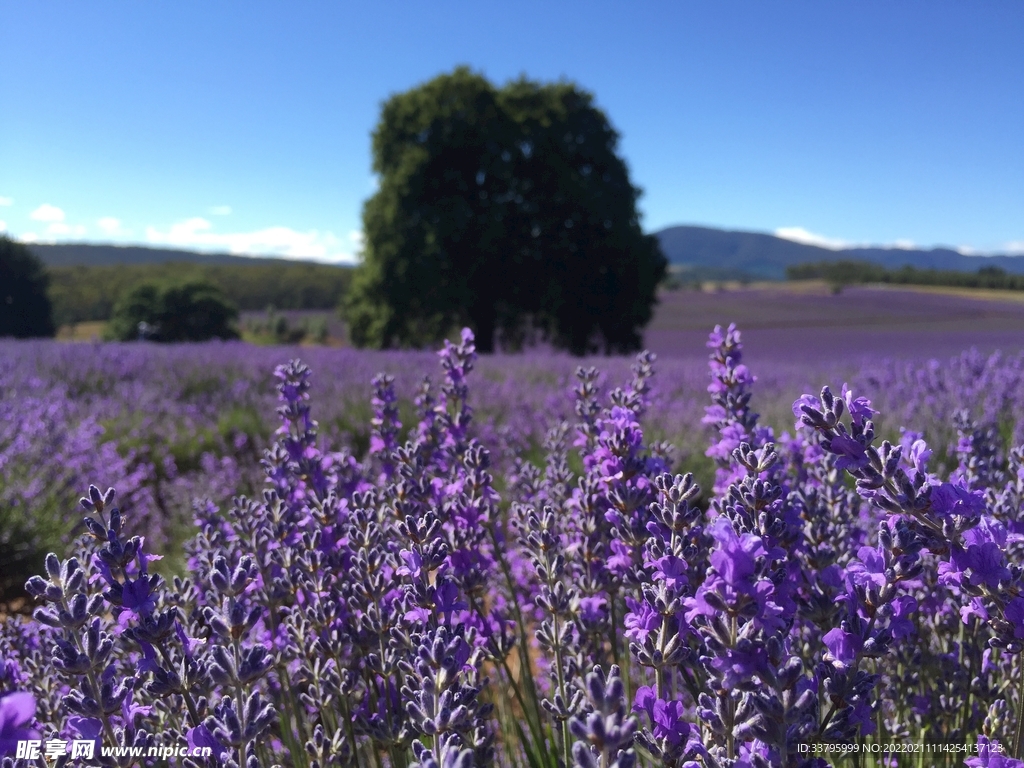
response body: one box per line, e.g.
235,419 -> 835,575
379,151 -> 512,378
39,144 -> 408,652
346,67 -> 666,355
0,235 -> 55,338
47,261 -> 352,326
105,279 -> 240,342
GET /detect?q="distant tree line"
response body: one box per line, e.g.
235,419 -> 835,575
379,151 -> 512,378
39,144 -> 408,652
48,261 -> 353,326
788,260 -> 1024,293
1,235 -> 354,341
660,264 -> 755,289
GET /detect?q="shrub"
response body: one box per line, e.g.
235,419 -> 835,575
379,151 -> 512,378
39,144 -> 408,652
105,279 -> 240,342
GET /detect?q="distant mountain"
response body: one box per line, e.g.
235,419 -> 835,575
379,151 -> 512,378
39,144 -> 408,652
26,234 -> 1023,281
27,242 -> 347,268
654,225 -> 1024,280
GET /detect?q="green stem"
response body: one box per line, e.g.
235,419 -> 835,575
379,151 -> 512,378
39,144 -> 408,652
959,618 -> 977,739
275,663 -> 310,768
546,586 -> 571,768
497,651 -> 550,762
609,595 -> 622,670
725,614 -> 737,760
334,661 -> 360,766
1014,653 -> 1024,759
489,526 -> 554,766
233,636 -> 249,766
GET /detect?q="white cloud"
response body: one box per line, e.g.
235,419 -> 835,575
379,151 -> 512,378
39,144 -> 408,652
0,197 -> 12,207
1004,241 -> 1024,255
774,226 -> 852,251
20,232 -> 40,243
30,203 -> 66,222
209,205 -> 232,216
145,217 -> 360,264
0,221 -> 6,232
776,227 -> 933,252
97,217 -> 122,235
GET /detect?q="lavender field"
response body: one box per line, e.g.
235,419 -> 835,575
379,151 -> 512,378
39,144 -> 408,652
647,284 -> 1024,365
3,311 -> 1024,767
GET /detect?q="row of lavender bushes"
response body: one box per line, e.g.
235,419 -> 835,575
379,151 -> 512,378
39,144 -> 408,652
0,338 -> 773,601
3,336 -> 1023,604
2,327 -> 1024,767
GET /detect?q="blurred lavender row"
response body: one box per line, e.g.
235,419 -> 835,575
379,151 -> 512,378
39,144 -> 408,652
3,336 -> 1023,607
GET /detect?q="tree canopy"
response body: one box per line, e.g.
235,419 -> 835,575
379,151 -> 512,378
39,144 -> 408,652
0,235 -> 56,338
105,280 -> 240,342
345,67 -> 666,355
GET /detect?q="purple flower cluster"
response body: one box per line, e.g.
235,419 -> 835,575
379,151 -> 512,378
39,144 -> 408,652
4,324 -> 1024,768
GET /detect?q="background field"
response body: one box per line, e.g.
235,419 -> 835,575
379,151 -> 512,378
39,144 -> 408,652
648,281 -> 1024,364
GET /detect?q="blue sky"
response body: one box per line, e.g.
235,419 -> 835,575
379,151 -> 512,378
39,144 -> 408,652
1,1 -> 1021,263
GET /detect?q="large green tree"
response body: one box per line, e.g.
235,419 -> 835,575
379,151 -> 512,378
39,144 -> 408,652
0,235 -> 56,338
345,67 -> 666,354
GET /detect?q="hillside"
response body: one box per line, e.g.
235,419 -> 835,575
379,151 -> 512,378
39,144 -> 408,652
654,225 -> 1024,280
26,244 -> 353,326
30,234 -> 1024,282
26,242 -> 344,268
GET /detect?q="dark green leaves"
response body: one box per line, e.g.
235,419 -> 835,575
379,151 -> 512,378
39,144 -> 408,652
105,279 -> 240,342
0,235 -> 56,338
346,67 -> 667,355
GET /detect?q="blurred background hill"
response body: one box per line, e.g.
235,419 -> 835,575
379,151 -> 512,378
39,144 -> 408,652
27,243 -> 323,268
655,225 -> 1024,281
28,243 -> 352,327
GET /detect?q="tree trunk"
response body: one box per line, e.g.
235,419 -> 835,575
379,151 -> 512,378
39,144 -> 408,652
468,304 -> 496,354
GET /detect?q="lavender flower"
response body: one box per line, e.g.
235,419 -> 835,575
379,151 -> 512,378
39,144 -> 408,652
0,693 -> 39,757
569,665 -> 637,768
703,324 -> 763,494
